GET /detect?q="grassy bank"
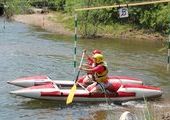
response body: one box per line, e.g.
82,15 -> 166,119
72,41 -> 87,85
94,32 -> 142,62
50,12 -> 165,41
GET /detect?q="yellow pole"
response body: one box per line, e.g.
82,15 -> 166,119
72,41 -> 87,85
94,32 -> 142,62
75,0 -> 170,11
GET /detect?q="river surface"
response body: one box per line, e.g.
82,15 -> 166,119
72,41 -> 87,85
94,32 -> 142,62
0,17 -> 170,120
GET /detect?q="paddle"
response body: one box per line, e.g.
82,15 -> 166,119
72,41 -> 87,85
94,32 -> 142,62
66,51 -> 85,104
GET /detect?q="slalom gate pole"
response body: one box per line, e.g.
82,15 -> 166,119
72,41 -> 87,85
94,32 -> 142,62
167,8 -> 170,71
74,14 -> 78,73
167,35 -> 170,71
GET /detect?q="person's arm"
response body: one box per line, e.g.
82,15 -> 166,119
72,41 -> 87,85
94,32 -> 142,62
81,64 -> 93,69
90,65 -> 105,73
83,49 -> 94,65
80,65 -> 104,73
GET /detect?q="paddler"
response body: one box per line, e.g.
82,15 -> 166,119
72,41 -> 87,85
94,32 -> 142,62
79,53 -> 109,93
77,49 -> 105,87
85,49 -> 102,66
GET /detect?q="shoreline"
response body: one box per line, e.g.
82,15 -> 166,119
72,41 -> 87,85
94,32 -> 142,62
13,13 -> 166,41
13,13 -> 74,36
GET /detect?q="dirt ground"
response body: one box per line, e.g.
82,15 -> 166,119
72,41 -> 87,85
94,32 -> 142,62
13,13 -> 74,36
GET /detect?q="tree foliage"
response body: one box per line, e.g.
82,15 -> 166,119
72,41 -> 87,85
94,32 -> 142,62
138,4 -> 169,33
65,0 -> 169,37
30,0 -> 65,11
2,0 -> 169,36
4,0 -> 30,18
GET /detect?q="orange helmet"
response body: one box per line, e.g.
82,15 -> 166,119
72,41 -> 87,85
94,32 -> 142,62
92,49 -> 102,55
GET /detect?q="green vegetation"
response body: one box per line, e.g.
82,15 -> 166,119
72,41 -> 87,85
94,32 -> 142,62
2,0 -> 30,18
2,0 -> 170,39
65,0 -> 170,38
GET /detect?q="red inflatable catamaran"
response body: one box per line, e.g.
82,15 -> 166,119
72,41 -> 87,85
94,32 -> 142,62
8,75 -> 163,103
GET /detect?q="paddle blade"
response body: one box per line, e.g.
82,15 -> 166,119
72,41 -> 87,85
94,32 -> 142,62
66,84 -> 77,104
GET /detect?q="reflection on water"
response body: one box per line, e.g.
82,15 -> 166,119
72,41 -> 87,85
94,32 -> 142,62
0,17 -> 170,120
20,99 -> 67,109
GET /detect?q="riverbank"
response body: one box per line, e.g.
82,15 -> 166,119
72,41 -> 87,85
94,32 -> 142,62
13,13 -> 74,36
13,12 -> 165,41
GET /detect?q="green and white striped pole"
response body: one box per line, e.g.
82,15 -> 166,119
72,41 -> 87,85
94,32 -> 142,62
74,14 -> 78,73
168,5 -> 170,71
167,35 -> 170,71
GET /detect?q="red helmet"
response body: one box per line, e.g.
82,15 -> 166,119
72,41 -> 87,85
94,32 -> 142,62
92,49 -> 102,55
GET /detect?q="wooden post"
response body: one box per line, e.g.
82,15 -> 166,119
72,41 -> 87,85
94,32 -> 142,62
3,7 -> 5,30
3,2 -> 6,30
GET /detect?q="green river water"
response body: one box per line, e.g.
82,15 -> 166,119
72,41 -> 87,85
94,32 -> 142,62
0,17 -> 170,120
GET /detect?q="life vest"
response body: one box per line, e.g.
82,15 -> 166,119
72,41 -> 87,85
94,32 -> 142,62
94,62 -> 108,83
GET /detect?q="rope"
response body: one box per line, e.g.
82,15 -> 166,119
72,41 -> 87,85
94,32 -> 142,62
97,82 -> 110,105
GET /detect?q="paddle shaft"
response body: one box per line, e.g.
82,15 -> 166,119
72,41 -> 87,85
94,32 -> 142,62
74,52 -> 85,83
66,51 -> 85,104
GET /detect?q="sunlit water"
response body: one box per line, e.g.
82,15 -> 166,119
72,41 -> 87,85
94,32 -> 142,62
0,17 -> 170,120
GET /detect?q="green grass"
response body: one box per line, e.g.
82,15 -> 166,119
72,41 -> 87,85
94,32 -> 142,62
47,11 -> 164,41
98,23 -> 133,35
49,12 -> 133,35
49,12 -> 74,31
143,97 -> 153,120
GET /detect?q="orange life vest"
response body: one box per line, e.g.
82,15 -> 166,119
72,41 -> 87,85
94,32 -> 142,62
95,62 -> 108,83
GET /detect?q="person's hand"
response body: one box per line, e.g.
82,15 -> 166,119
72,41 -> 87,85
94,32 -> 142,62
79,66 -> 82,70
83,49 -> 87,53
